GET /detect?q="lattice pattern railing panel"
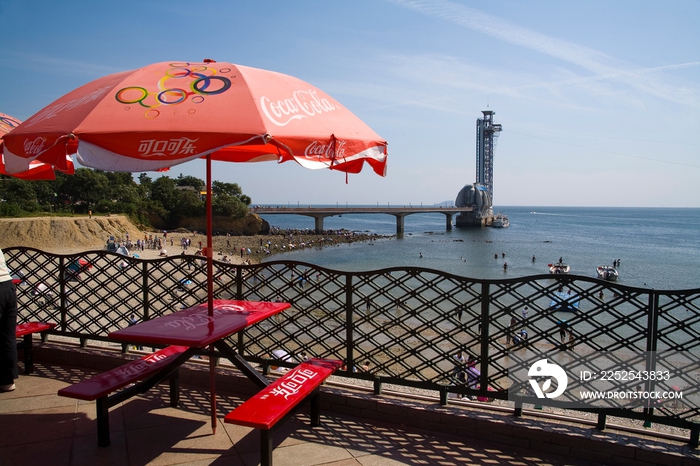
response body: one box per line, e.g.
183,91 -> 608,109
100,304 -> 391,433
5,247 -> 700,427
7,248 -> 62,325
652,292 -> 700,421
238,262 -> 348,362
349,268 -> 482,383
494,277 -> 654,409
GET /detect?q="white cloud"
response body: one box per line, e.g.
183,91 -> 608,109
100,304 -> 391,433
387,0 -> 700,108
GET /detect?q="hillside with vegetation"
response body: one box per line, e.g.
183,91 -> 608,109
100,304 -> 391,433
0,169 -> 257,233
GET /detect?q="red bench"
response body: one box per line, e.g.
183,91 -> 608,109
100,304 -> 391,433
16,322 -> 57,374
224,358 -> 342,466
58,345 -> 194,446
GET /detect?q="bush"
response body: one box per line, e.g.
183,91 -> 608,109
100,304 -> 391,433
0,203 -> 21,217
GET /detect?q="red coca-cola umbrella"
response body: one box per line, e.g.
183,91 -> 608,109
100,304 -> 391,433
0,112 -> 74,180
2,59 -> 387,431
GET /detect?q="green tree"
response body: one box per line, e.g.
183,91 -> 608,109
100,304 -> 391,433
176,174 -> 205,191
149,176 -> 178,214
0,168 -> 254,228
175,189 -> 205,218
138,173 -> 153,196
0,178 -> 38,212
57,168 -> 111,213
212,193 -> 248,219
212,180 -> 242,197
0,178 -> 24,204
212,181 -> 251,206
32,181 -> 57,209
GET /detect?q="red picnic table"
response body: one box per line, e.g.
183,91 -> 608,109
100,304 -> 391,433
108,299 -> 290,433
110,300 -> 288,347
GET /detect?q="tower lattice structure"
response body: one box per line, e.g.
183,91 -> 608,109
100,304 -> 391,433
475,110 -> 502,201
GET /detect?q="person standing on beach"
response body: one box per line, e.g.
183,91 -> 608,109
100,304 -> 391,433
558,321 -> 568,344
452,350 -> 466,381
507,316 -> 517,345
0,248 -> 18,392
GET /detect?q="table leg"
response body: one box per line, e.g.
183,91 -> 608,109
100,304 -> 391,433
23,334 -> 33,374
214,340 -> 270,388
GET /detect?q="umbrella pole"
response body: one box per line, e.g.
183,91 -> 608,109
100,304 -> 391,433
209,344 -> 217,434
206,154 -> 217,434
206,154 -> 214,314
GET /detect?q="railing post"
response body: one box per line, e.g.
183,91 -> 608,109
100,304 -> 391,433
479,282 -> 490,399
596,409 -> 607,430
345,273 -> 354,373
236,265 -> 243,300
513,396 -> 523,417
439,385 -> 448,405
58,256 -> 67,332
373,377 -> 382,395
644,290 -> 659,425
142,260 -> 150,321
690,423 -> 700,448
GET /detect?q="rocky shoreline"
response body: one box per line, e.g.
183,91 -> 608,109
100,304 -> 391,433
126,228 -> 389,264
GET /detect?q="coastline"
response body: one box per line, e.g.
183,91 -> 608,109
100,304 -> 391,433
124,229 -> 386,265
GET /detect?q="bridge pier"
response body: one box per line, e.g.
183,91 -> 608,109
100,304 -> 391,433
445,213 -> 453,230
394,214 -> 407,234
314,216 -> 324,234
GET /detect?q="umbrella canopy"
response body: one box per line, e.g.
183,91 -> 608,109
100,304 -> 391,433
2,60 -> 387,176
0,112 -> 74,180
0,112 -> 21,137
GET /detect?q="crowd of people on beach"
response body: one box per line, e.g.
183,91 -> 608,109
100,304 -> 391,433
109,235 -> 166,253
105,227 -> 384,266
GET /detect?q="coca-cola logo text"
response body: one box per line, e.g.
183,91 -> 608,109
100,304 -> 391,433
138,137 -> 198,158
260,89 -> 336,126
162,304 -> 247,332
304,139 -> 347,161
23,137 -> 47,156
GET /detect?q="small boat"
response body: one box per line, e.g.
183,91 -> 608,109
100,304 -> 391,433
549,290 -> 580,312
492,213 -> 510,228
597,265 -> 619,281
549,262 -> 570,274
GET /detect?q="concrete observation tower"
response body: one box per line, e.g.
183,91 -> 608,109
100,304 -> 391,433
455,110 -> 502,227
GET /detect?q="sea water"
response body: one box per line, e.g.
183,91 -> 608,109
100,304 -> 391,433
259,206 -> 700,291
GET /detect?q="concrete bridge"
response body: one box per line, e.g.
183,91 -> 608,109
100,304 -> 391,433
253,205 -> 474,234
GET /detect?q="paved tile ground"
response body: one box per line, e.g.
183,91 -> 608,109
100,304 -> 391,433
0,361 -> 610,466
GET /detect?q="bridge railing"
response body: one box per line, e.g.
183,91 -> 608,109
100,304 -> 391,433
6,246 -> 700,443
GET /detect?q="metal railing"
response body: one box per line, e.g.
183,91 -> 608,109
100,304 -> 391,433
7,246 -> 700,444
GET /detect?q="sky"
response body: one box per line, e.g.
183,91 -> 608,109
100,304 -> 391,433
1,0 -> 698,207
